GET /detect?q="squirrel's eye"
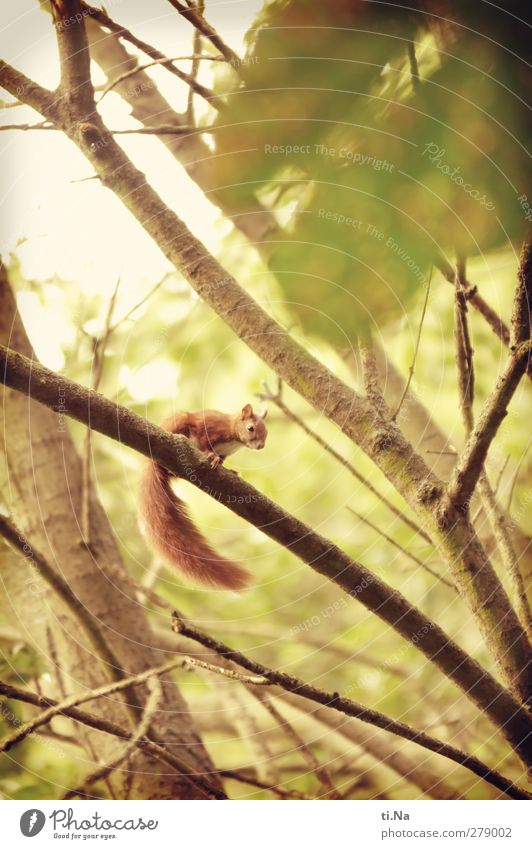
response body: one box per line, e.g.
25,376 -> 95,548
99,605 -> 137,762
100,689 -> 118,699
247,424 -> 254,432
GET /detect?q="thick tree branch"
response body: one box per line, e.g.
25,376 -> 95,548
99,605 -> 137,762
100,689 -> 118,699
0,515 -> 124,681
250,689 -> 340,798
171,613 -> 531,800
3,46 -> 531,710
512,235 -> 532,346
0,63 -> 59,123
1,343 -> 531,765
164,629 -> 462,799
51,0 -> 95,121
278,691 -> 462,800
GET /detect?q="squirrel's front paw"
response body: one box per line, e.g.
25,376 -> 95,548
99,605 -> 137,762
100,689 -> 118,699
207,452 -> 222,469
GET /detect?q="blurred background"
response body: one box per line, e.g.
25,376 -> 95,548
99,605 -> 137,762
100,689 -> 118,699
0,0 -> 531,799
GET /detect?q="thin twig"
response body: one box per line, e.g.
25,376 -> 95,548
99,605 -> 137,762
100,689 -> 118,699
219,769 -> 308,799
447,338 -> 532,512
258,380 -> 431,545
454,256 -> 475,434
251,689 -> 341,798
171,611 -> 531,801
0,121 -> 55,131
0,515 -> 126,682
80,3 -> 217,106
108,272 -> 173,334
0,655 -> 270,754
346,506 -> 455,590
506,455 -> 527,512
0,679 -> 225,800
435,256 -> 513,350
0,122 -> 209,136
81,277 -> 120,545
64,677 -> 163,799
165,0 -> 241,66
2,341 -> 531,748
451,253 -> 532,644
392,266 -> 433,421
110,125 -> 201,135
186,5 -> 203,124
494,455 -> 510,498
99,54 -> 222,102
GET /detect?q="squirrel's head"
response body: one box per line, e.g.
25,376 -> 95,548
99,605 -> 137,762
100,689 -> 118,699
236,404 -> 268,450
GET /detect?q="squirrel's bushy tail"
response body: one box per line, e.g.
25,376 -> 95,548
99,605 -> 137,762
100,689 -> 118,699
138,462 -> 251,591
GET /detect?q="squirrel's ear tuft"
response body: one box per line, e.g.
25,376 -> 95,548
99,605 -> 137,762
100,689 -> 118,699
241,403 -> 253,419
260,407 -> 268,419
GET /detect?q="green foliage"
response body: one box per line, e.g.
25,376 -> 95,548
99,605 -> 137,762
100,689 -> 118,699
210,0 -> 531,342
1,0 -> 531,801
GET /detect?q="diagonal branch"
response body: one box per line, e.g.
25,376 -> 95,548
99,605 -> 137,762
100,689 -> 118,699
82,18 -> 274,243
447,342 -> 531,513
0,654 -> 269,754
451,253 -> 532,643
0,63 -> 59,123
79,2 -> 216,105
258,380 -> 431,544
346,506 -> 454,590
64,677 -> 163,800
0,679 -> 225,799
3,42 -> 531,714
447,237 -> 532,513
165,0 -> 242,66
0,514 -> 126,684
171,612 -> 531,801
81,277 -> 121,545
98,55 -> 222,102
1,342 -> 531,764
435,256 -> 510,347
454,256 -> 475,434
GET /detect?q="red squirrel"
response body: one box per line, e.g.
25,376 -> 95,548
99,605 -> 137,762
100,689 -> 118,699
138,404 -> 268,591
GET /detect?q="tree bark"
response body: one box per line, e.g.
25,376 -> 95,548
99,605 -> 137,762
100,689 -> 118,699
2,340 -> 532,769
0,265 -> 222,799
